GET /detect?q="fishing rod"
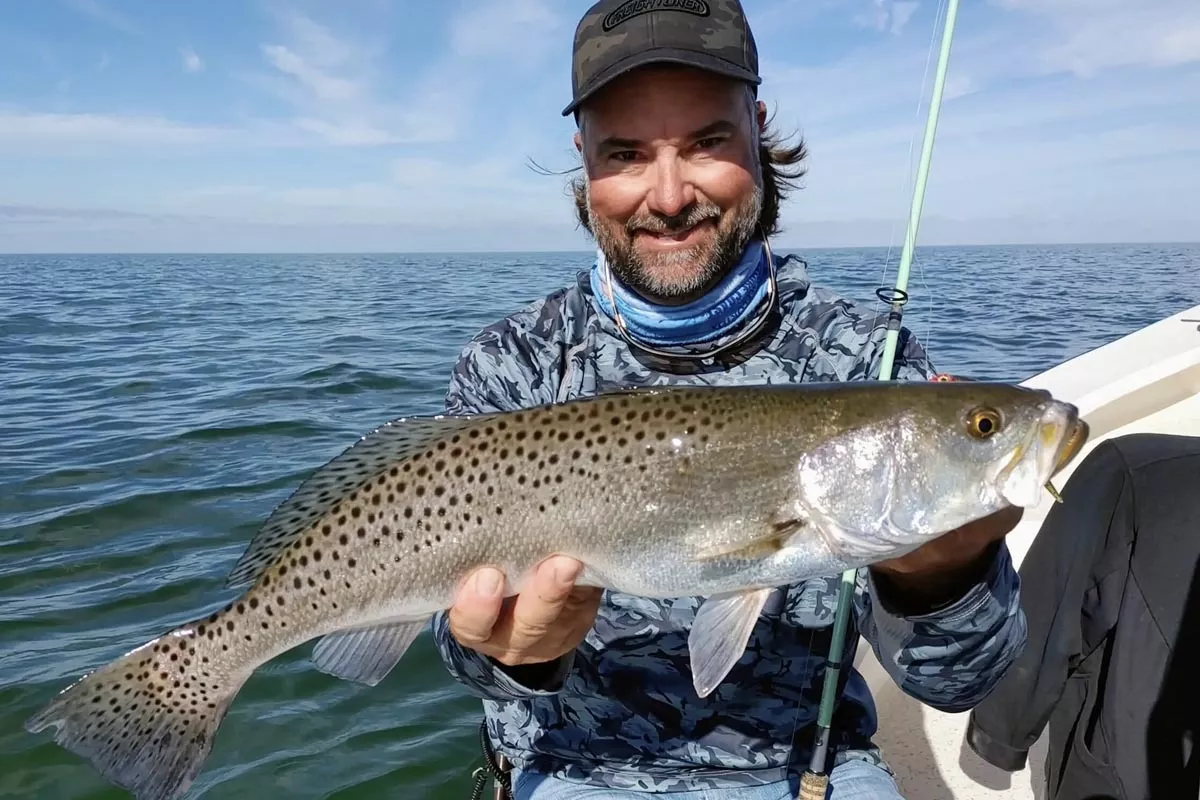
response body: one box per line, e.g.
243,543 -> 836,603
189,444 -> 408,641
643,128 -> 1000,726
797,0 -> 961,796
795,2 -> 1068,794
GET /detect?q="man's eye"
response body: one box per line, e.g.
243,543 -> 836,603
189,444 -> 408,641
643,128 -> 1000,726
695,137 -> 725,150
610,150 -> 639,162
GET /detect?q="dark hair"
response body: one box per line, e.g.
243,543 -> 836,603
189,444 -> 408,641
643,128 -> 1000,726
533,99 -> 809,238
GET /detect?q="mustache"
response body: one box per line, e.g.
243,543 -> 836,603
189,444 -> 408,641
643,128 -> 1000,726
626,203 -> 722,235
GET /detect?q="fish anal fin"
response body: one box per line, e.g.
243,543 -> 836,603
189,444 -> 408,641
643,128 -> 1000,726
310,617 -> 430,686
224,414 -> 481,589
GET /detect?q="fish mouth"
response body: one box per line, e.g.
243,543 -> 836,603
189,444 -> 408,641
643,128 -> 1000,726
996,402 -> 1090,507
1054,416 -> 1089,475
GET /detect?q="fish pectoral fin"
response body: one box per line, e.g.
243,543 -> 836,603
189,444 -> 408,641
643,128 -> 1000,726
688,587 -> 774,698
689,517 -> 807,562
310,617 -> 430,687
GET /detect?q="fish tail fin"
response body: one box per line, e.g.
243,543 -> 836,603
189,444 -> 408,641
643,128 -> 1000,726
25,623 -> 247,800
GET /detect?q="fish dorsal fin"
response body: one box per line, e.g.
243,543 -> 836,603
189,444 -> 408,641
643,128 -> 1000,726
224,413 -> 482,588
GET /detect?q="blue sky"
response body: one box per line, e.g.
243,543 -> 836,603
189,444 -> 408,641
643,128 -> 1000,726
0,0 -> 1197,252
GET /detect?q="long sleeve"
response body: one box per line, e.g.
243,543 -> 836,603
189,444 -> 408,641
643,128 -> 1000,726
429,320 -> 577,701
965,440 -> 1132,770
855,539 -> 1027,713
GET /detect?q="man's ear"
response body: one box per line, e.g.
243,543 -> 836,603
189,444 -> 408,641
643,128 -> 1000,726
756,99 -> 768,134
573,130 -> 583,154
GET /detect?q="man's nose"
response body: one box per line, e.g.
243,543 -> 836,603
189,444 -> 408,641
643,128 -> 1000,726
646,153 -> 695,218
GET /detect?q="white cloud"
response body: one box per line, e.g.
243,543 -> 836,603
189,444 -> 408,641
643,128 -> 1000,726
449,0 -> 565,63
989,0 -> 1200,76
0,1 -> 565,155
0,112 -> 228,146
179,45 -> 204,74
261,42 -> 362,102
252,10 -> 456,145
65,0 -> 141,36
0,110 -> 328,154
248,1 -> 569,148
6,0 -> 1193,250
854,0 -> 920,36
156,154 -> 567,227
753,0 -> 1200,244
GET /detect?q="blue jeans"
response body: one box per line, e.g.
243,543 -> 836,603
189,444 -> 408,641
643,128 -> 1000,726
513,759 -> 905,799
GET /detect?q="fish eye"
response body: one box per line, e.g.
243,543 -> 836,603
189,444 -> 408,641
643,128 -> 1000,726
966,407 -> 1002,439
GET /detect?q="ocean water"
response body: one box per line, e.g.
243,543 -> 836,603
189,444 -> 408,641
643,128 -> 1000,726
2,243 -> 1198,799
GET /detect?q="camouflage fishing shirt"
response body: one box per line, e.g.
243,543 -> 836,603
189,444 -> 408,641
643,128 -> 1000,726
430,252 -> 1026,791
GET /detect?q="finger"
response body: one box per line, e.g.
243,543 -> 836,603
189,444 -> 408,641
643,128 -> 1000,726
448,567 -> 506,647
561,587 -> 604,637
507,556 -> 584,644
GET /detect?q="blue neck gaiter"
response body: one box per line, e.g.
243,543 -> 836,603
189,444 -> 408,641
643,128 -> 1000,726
589,239 -> 773,350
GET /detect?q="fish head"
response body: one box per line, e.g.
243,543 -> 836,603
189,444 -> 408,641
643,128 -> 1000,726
795,382 -> 1089,556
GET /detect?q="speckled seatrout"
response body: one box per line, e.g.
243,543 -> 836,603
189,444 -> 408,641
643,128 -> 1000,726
26,381 -> 1088,799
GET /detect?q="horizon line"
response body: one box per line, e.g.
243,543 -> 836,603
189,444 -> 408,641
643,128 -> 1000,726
2,239 -> 1198,257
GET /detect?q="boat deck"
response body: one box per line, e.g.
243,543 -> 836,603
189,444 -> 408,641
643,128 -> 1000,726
866,304 -> 1200,798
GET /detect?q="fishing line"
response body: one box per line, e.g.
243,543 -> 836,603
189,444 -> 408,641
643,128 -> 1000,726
872,0 -> 947,348
784,599 -> 828,784
911,0 -> 949,360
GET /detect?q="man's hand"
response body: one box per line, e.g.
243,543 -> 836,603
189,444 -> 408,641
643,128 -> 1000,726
870,505 -> 1023,612
448,555 -> 604,666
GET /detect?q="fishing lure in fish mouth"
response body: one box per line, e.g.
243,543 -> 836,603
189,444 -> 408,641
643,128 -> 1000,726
23,380 -> 1088,800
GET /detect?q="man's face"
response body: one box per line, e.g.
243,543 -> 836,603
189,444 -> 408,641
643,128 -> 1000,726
575,65 -> 766,306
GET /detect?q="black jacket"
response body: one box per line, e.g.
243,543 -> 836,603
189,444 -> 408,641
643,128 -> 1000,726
966,433 -> 1200,800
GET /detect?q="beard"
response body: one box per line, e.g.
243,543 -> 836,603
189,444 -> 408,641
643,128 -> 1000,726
584,184 -> 763,306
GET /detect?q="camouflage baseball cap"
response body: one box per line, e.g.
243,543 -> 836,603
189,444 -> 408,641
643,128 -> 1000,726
562,0 -> 761,117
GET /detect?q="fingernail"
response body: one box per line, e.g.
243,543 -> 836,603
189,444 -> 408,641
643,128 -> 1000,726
553,558 -> 582,585
473,568 -> 503,597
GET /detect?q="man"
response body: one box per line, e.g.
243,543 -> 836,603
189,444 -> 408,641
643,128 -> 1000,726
433,1 -> 1027,798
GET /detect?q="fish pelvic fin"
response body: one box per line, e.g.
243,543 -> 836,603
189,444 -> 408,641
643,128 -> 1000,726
224,414 -> 482,589
688,587 -> 775,698
310,617 -> 430,686
24,622 -> 248,800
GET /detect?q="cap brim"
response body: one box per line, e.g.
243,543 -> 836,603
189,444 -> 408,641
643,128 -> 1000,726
561,49 -> 761,117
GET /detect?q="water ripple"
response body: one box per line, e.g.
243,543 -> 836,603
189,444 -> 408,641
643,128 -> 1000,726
1,245 -> 1197,798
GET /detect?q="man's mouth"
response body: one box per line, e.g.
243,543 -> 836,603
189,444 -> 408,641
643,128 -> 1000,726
635,219 -> 714,246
